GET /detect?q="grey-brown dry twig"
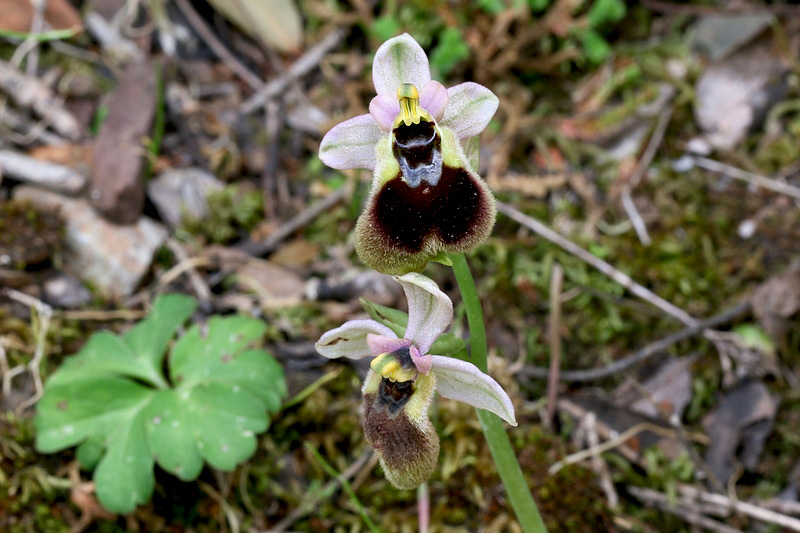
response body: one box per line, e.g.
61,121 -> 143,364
545,263 -> 563,426
241,28 -> 347,114
0,59 -> 81,139
693,156 -> 800,202
497,200 -> 699,326
519,300 -> 750,381
628,486 -> 742,533
263,448 -> 374,533
173,0 -> 263,91
621,105 -> 674,246
677,484 -> 800,531
239,184 -> 351,257
0,149 -> 85,194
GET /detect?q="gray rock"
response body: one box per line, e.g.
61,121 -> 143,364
693,14 -> 774,61
13,186 -> 167,299
43,273 -> 92,308
147,168 -> 224,228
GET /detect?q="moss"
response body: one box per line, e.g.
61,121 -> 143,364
0,199 -> 63,269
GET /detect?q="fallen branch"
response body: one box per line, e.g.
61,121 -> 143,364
0,149 -> 86,194
519,301 -> 750,381
693,156 -> 800,202
0,59 -> 82,139
628,486 -> 742,533
496,200 -> 698,326
241,28 -> 347,114
678,484 -> 800,532
238,185 -> 350,257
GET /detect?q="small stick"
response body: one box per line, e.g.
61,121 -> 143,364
0,59 -> 82,139
621,105 -> 674,246
497,200 -> 699,326
693,156 -> 800,202
238,185 -> 350,257
545,263 -> 563,426
163,239 -> 214,304
585,413 -> 619,508
264,449 -> 373,533
0,149 -> 86,194
678,484 -> 800,531
548,420 -> 708,475
628,486 -> 742,533
241,28 -> 347,114
173,0 -> 263,91
519,300 -> 750,381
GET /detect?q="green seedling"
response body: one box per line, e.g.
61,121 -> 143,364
35,294 -> 286,513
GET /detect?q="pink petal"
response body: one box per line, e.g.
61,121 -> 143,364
394,273 -> 453,356
429,355 -> 517,425
367,334 -> 411,356
410,345 -> 433,374
372,33 -> 431,97
440,82 -> 499,139
316,319 -> 397,360
420,80 -> 448,122
369,94 -> 399,133
319,114 -> 384,170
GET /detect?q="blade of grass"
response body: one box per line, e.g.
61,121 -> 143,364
304,442 -> 382,533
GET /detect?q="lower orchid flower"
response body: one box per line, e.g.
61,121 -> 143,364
315,272 -> 516,490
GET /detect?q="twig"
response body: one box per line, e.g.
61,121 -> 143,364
198,481 -> 240,533
678,484 -> 800,531
0,149 -> 86,194
264,448 -> 373,533
497,200 -> 698,326
58,309 -> 147,321
2,288 -> 52,413
173,0 -> 263,91
0,59 -> 82,139
621,105 -> 674,246
584,413 -> 619,508
519,300 -> 750,381
241,28 -> 347,114
163,239 -> 214,304
545,263 -> 563,426
549,420 -> 709,475
642,0 -> 800,16
628,486 -> 742,533
693,156 -> 800,202
238,185 -> 351,256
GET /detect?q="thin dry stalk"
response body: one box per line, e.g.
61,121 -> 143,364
628,486 -> 742,533
678,484 -> 800,531
584,413 -> 619,508
693,156 -> 800,202
545,263 -> 563,427
241,28 -> 347,113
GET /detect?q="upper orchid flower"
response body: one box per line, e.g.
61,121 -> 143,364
319,34 -> 499,275
316,272 -> 516,490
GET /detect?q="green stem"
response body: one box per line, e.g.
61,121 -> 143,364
449,253 -> 548,533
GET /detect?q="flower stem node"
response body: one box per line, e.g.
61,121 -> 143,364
318,33 -> 500,275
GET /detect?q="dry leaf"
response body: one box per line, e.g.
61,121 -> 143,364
0,0 -> 82,34
205,0 -> 303,53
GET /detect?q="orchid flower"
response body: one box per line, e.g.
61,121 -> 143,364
316,272 -> 516,490
319,33 -> 499,275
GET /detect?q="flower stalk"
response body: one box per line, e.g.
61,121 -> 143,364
449,253 -> 548,533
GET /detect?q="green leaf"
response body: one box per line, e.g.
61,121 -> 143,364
372,15 -> 400,42
123,293 -> 197,374
169,316 -> 266,389
580,29 -> 611,64
35,296 -> 286,514
429,333 -> 466,357
359,298 -> 407,337
587,0 -> 626,27
93,409 -> 154,513
429,27 -> 470,77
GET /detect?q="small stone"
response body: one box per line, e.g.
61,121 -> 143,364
147,168 -> 224,228
90,60 -> 159,224
43,273 -> 92,309
13,186 -> 167,298
738,219 -> 757,239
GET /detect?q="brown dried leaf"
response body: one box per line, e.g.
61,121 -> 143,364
0,0 -> 82,34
